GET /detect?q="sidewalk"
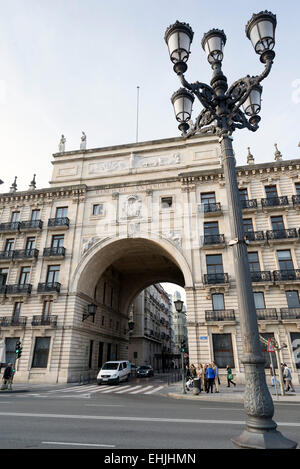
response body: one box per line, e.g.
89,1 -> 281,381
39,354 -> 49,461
164,382 -> 300,403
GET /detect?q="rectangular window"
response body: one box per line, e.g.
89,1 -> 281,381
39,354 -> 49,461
206,254 -> 224,274
11,211 -> 20,222
204,221 -> 219,236
19,267 -> 30,285
271,216 -> 284,231
265,185 -> 278,198
98,342 -> 104,369
239,188 -> 248,201
51,235 -> 64,248
212,293 -> 225,311
12,302 -> 23,322
286,291 -> 300,308
31,337 -> 51,368
92,204 -> 104,216
46,265 -> 60,284
101,315 -> 105,326
254,292 -> 265,309
5,337 -> 20,365
110,287 -> 114,308
103,282 -> 106,305
248,252 -> 260,272
295,183 -> 300,196
26,237 -> 35,251
290,332 -> 300,369
31,210 -> 40,221
107,343 -> 111,361
277,250 -> 293,271
0,268 -> 8,286
43,300 -> 53,319
212,333 -> 235,368
56,207 -> 68,219
5,239 -> 14,252
88,340 -> 94,369
243,218 -> 254,233
161,197 -> 173,208
201,192 -> 216,204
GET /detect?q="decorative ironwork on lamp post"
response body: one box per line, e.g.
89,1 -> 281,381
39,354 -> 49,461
165,11 -> 297,449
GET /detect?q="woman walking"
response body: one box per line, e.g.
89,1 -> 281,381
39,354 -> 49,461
226,364 -> 236,387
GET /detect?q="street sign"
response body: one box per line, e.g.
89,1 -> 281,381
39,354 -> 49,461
267,338 -> 275,353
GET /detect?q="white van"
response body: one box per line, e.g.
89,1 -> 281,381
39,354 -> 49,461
97,360 -> 131,385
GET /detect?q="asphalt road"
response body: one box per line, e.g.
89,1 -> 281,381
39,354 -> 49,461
0,381 -> 299,450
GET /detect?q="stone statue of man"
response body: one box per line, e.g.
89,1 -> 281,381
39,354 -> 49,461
59,135 -> 66,152
80,131 -> 87,150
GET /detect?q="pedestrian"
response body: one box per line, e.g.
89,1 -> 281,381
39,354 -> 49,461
226,364 -> 236,387
203,364 -> 208,393
206,364 -> 215,393
185,364 -> 191,380
212,361 -> 220,393
283,363 -> 295,392
1,363 -> 13,390
197,364 -> 204,392
269,364 -> 280,387
190,363 -> 197,379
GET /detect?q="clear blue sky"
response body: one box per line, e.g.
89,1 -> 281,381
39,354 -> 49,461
0,0 -> 299,194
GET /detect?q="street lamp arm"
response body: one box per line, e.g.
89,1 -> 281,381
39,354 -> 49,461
178,73 -> 217,112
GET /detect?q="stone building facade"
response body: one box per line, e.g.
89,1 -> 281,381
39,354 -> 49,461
0,133 -> 299,383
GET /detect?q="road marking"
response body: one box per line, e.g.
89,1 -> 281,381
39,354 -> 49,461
129,386 -> 154,394
97,386 -> 120,393
41,441 -> 115,448
113,386 -> 133,394
144,386 -> 165,394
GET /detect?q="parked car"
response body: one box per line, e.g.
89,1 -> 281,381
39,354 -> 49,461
97,360 -> 131,385
130,364 -> 140,375
136,365 -> 154,377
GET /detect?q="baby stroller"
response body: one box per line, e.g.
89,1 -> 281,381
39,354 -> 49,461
185,377 -> 194,392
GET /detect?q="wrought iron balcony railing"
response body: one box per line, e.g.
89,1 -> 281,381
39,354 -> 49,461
0,250 -> 14,260
1,316 -> 27,327
37,282 -> 61,293
0,285 -> 6,295
250,270 -> 272,282
244,231 -> 265,242
261,196 -> 289,208
256,308 -> 279,320
273,269 -> 300,282
292,195 -> 300,206
48,217 -> 69,228
13,249 -> 39,260
241,199 -> 258,210
6,284 -> 32,295
266,228 -> 298,241
19,220 -> 43,230
280,308 -> 300,320
43,247 -> 66,257
0,221 -> 20,232
205,309 -> 235,321
203,234 -> 225,245
203,202 -> 222,213
31,315 -> 58,327
203,273 -> 229,285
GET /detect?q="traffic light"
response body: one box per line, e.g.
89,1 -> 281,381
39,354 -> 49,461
181,341 -> 186,353
15,340 -> 22,359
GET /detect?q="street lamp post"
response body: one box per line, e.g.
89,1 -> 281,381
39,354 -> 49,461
165,12 -> 297,449
174,299 -> 186,394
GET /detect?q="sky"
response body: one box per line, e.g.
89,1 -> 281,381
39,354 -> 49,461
0,0 -> 299,300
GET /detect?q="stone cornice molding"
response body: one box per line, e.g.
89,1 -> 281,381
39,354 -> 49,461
0,184 -> 87,206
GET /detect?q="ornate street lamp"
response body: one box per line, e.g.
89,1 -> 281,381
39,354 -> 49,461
174,299 -> 186,394
82,303 -> 97,322
165,11 -> 297,449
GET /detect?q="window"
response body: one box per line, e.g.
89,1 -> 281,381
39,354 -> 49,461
101,315 -> 105,326
103,282 -> 106,305
265,185 -> 278,198
19,267 -> 30,285
92,204 -> 104,216
43,300 -> 53,319
254,292 -> 265,309
11,211 -> 20,222
26,237 -> 35,251
98,342 -> 104,368
239,188 -> 248,201
248,252 -> 260,272
5,338 -> 20,365
212,333 -> 235,368
31,210 -> 40,221
0,268 -> 8,286
51,235 -> 64,249
286,291 -> 300,308
56,207 -> 68,219
201,192 -> 216,204
204,221 -> 219,236
5,239 -> 14,252
46,265 -> 60,284
290,332 -> 300,369
243,218 -> 254,233
88,340 -> 94,369
277,250 -> 293,271
212,293 -> 225,311
12,302 -> 23,322
32,337 -> 51,368
271,216 -> 284,231
107,343 -> 111,361
161,197 -> 173,209
295,183 -> 300,196
206,254 -> 224,274
110,287 -> 114,308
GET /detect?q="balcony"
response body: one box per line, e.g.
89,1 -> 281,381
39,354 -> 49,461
280,308 -> 300,320
266,228 -> 298,243
250,270 -> 272,283
6,284 -> 32,295
31,315 -> 58,327
199,203 -> 222,217
0,251 -> 14,262
0,285 -> 6,295
261,196 -> 289,210
256,308 -> 279,320
0,317 -> 27,327
241,199 -> 258,211
19,220 -> 43,231
244,231 -> 265,244
203,273 -> 229,285
292,195 -> 300,207
13,249 -> 39,261
43,247 -> 66,258
203,234 -> 225,248
205,309 -> 235,322
273,269 -> 300,282
37,282 -> 61,293
0,221 -> 20,233
48,217 -> 70,230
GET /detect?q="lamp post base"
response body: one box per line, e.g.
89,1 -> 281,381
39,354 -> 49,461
232,428 -> 297,449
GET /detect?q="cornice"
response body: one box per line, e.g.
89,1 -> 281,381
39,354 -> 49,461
0,184 -> 87,204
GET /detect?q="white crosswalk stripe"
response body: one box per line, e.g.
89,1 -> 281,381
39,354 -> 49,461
144,386 -> 165,394
129,385 -> 154,394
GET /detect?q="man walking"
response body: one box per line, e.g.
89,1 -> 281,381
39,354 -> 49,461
1,363 -> 13,390
283,363 -> 295,392
206,364 -> 215,394
212,361 -> 220,393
